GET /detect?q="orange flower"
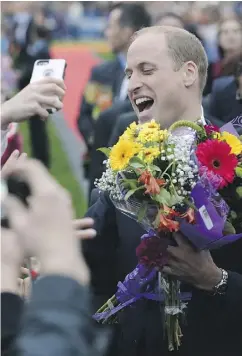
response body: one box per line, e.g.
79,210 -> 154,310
139,171 -> 166,195
184,208 -> 195,224
157,206 -> 180,233
158,214 -> 180,233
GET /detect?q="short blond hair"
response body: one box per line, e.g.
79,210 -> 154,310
130,26 -> 208,95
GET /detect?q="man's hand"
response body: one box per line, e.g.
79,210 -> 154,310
1,150 -> 27,179
3,159 -> 92,286
1,77 -> 66,129
163,232 -> 222,291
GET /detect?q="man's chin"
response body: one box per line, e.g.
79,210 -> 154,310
138,109 -> 155,125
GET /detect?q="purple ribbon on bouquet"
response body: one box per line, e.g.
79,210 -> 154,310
93,232 -> 191,322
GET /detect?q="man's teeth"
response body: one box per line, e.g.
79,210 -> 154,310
135,97 -> 152,105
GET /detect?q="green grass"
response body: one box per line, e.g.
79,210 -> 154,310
19,121 -> 87,217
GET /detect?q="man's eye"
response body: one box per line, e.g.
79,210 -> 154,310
126,73 -> 132,79
143,70 -> 153,75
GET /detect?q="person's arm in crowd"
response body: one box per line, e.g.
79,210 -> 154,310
1,159 -> 104,356
77,67 -> 99,150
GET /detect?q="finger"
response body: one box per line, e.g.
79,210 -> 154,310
3,195 -> 29,232
34,77 -> 66,90
167,245 -> 181,259
18,278 -> 24,297
20,267 -> 30,276
172,232 -> 188,247
1,150 -> 20,178
38,83 -> 65,99
38,94 -> 63,110
23,277 -> 31,298
5,159 -> 59,196
34,105 -> 50,119
75,228 -> 97,239
162,266 -> 175,276
73,218 -> 94,230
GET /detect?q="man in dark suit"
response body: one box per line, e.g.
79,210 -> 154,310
207,61 -> 242,133
77,3 -> 151,178
83,26 -> 242,356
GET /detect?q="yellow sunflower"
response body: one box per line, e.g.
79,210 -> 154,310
110,139 -> 141,171
139,146 -> 160,164
141,119 -> 160,130
220,132 -> 242,155
138,127 -> 160,143
122,122 -> 138,141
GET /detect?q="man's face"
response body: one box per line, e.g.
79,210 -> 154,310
126,33 -> 185,128
105,8 -> 131,54
219,20 -> 242,53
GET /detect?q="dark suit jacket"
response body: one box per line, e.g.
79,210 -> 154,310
109,111 -> 137,146
88,100 -> 132,198
207,79 -> 242,133
83,190 -> 242,356
77,57 -> 125,151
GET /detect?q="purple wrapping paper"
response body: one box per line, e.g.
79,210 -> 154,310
179,180 -> 242,250
220,122 -> 240,137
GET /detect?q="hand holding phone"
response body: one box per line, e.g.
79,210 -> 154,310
30,59 -> 67,114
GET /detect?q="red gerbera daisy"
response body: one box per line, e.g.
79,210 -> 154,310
196,139 -> 238,188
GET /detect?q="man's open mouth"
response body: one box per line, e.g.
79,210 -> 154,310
134,97 -> 154,113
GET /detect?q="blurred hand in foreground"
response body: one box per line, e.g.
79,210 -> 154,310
2,159 -> 95,287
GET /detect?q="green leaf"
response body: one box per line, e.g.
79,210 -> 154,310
129,156 -> 145,165
124,186 -> 144,200
97,147 -> 111,157
223,220 -> 236,235
235,167 -> 242,178
154,188 -> 171,206
129,162 -> 144,169
236,186 -> 242,198
122,178 -> 138,190
138,203 -> 148,222
149,164 -> 161,172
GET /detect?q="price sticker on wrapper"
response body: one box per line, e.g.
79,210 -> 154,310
199,205 -> 214,230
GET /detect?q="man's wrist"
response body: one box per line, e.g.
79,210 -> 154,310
195,266 -> 223,292
1,101 -> 13,129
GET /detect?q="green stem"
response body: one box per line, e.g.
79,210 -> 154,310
96,295 -> 117,314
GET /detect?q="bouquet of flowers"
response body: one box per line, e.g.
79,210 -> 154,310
93,119 -> 242,351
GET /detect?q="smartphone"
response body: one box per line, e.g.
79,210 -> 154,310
1,176 -> 31,228
30,59 -> 67,114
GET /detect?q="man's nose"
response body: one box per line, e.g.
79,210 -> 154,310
128,74 -> 143,95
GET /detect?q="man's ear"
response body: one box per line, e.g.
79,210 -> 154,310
123,27 -> 134,41
182,61 -> 198,88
